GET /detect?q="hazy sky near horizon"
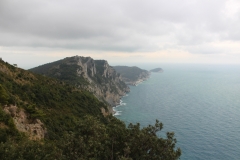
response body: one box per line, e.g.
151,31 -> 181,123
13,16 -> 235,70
1,0 -> 240,69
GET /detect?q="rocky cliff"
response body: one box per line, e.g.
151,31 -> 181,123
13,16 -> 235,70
113,66 -> 150,86
30,56 -> 130,108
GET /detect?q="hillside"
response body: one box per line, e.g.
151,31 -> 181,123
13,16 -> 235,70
0,58 -> 181,159
113,66 -> 150,85
29,56 -> 129,107
0,58 -> 109,139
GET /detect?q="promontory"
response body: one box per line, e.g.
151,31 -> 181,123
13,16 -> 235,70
150,68 -> 163,73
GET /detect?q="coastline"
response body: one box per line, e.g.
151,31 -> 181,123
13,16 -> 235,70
112,94 -> 128,116
124,75 -> 150,86
112,72 -> 151,116
113,76 -> 150,116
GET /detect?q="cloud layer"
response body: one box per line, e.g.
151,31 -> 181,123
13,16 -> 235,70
1,0 -> 240,67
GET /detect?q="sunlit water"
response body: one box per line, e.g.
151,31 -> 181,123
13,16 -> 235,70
113,64 -> 240,160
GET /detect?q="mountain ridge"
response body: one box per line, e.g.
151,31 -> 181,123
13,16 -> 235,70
29,56 -> 130,109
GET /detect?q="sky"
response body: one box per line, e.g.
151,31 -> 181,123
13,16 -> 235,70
1,0 -> 240,69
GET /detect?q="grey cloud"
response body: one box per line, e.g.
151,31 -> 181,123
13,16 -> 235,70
0,0 -> 239,54
186,44 -> 227,55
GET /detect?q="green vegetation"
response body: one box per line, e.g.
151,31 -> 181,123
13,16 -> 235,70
30,59 -> 89,86
0,60 -> 106,140
0,85 -> 9,105
0,59 -> 181,159
0,108 -> 24,143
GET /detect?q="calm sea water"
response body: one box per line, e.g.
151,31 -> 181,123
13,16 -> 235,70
113,64 -> 240,160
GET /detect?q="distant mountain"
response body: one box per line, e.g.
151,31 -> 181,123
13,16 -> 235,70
150,68 -> 163,73
113,66 -> 150,85
29,56 -> 129,107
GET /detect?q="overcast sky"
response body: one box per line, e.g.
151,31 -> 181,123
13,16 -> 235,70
1,0 -> 240,69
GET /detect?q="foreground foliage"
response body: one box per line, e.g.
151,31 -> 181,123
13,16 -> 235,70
0,115 -> 181,160
0,59 -> 181,159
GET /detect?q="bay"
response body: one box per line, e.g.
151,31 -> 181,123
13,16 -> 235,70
114,64 -> 240,160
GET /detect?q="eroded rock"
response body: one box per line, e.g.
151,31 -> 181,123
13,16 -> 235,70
4,105 -> 47,140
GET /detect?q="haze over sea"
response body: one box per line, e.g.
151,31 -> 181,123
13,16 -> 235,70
114,64 -> 240,160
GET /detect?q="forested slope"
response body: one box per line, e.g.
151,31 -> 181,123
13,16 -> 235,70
0,59 -> 181,160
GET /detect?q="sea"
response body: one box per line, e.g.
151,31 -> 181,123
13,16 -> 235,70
113,64 -> 240,160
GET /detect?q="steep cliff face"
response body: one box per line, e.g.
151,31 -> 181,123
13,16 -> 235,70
30,56 -> 129,107
113,66 -> 150,86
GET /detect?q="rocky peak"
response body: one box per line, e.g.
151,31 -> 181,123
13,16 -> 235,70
29,56 -> 130,108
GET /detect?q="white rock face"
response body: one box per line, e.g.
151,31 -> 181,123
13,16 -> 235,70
73,57 -> 130,107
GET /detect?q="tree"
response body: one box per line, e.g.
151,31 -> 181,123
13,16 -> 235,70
59,116 -> 181,160
125,120 -> 181,160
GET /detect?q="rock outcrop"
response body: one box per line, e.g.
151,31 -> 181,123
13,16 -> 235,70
3,105 -> 46,140
29,56 -> 130,109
